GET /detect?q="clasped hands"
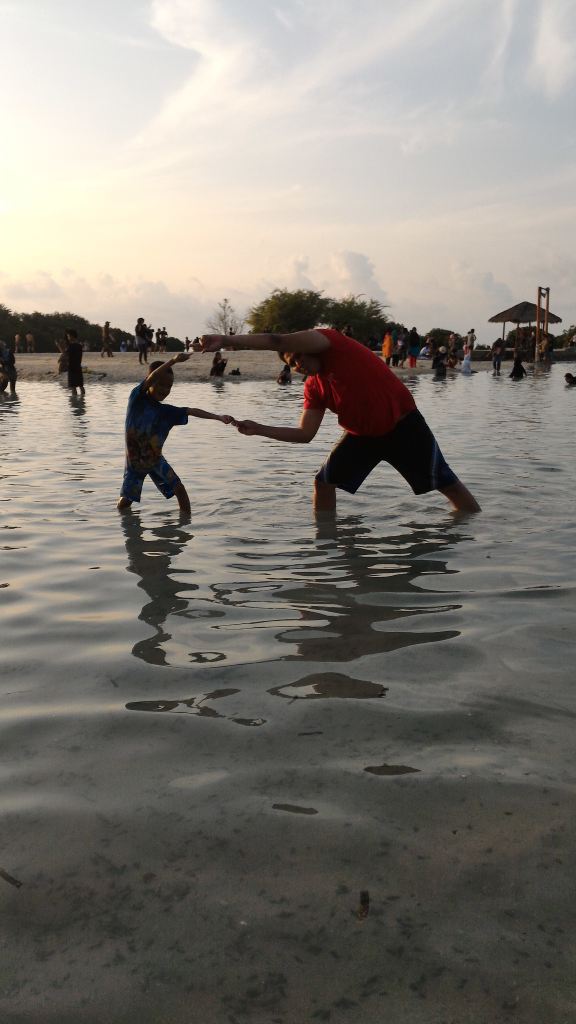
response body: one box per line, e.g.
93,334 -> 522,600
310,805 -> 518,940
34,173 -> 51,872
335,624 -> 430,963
219,416 -> 259,435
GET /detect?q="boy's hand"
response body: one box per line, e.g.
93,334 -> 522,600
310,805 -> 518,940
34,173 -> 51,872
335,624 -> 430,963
194,335 -> 225,352
234,419 -> 259,435
173,352 -> 191,363
219,415 -> 236,424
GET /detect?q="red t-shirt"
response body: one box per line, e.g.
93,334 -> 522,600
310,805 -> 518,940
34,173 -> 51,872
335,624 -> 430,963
303,330 -> 416,436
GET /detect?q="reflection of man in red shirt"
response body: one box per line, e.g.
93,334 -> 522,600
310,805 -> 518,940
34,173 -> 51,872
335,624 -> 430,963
196,329 -> 480,512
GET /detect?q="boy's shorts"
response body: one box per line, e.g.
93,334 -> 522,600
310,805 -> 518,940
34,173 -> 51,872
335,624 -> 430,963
315,409 -> 459,496
121,458 -> 180,502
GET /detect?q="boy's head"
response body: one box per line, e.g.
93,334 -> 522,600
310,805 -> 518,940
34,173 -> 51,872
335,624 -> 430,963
146,360 -> 173,401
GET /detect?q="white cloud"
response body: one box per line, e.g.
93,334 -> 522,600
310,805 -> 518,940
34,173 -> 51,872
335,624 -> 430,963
329,251 -> 389,303
531,0 -> 576,97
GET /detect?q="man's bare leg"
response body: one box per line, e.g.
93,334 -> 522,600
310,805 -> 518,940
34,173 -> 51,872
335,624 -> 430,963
314,479 -> 336,511
439,481 -> 481,512
117,497 -> 132,511
173,481 -> 191,514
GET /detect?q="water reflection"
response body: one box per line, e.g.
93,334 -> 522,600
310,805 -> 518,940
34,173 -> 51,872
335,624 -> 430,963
121,512 -> 198,665
211,516 -> 463,664
122,511 -> 465,670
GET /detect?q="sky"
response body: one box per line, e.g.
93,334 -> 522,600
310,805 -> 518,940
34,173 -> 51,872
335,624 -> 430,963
0,0 -> 575,342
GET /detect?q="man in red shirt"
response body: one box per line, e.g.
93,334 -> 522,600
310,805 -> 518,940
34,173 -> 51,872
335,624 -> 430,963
196,329 -> 480,512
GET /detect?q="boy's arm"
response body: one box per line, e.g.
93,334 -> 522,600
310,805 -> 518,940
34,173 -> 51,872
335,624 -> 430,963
145,352 -> 190,389
234,408 -> 324,443
195,331 -> 330,355
187,408 -> 235,424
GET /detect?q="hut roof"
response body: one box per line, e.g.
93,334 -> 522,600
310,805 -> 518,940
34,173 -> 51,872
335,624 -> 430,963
488,301 -> 562,325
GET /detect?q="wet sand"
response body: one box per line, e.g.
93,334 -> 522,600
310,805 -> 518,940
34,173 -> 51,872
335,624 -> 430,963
13,350 -> 499,384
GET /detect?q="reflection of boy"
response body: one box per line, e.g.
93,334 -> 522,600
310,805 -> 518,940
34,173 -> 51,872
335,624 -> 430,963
117,354 -> 234,513
196,329 -> 480,513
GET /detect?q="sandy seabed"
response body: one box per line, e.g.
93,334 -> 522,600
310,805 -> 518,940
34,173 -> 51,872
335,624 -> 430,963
13,350 -> 498,384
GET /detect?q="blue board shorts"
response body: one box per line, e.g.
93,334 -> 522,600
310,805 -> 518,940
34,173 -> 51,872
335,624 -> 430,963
315,409 -> 459,495
121,457 -> 180,502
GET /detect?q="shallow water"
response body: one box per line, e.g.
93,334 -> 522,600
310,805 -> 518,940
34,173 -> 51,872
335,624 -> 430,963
1,369 -> 575,1023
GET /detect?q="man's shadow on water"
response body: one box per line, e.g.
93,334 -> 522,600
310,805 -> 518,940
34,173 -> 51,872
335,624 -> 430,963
268,513 -> 470,663
120,511 -> 198,666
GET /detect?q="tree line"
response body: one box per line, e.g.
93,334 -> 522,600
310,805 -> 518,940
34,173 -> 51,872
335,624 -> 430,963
0,306 -> 184,353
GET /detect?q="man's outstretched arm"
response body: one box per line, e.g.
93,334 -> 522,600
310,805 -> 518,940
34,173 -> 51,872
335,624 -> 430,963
196,331 -> 330,355
235,408 -> 325,443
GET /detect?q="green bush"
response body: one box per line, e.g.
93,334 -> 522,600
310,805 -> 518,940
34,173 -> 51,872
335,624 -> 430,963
247,288 -> 393,344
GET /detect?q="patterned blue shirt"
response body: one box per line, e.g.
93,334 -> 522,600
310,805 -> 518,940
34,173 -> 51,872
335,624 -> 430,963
125,381 -> 188,472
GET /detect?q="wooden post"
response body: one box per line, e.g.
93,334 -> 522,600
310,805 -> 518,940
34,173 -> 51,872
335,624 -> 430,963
544,287 -> 550,339
535,288 -> 541,362
515,322 -> 519,355
502,321 -> 506,343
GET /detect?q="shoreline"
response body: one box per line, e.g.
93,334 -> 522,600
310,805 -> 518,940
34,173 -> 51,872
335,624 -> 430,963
6,350 -> 551,385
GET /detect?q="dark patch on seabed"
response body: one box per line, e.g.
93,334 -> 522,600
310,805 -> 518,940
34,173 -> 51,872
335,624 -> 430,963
268,672 -> 388,701
272,803 -> 318,815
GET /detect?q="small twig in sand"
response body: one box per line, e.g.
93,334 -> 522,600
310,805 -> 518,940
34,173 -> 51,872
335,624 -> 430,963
0,868 -> 23,888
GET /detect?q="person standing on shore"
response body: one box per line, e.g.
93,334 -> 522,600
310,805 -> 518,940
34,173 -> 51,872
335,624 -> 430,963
15,333 -> 23,354
101,322 -> 114,358
26,332 -> 35,353
391,335 -> 400,367
55,333 -> 69,375
397,332 -> 407,368
159,328 -> 168,354
382,330 -> 393,366
154,328 -> 162,353
408,327 -> 420,368
196,329 -> 481,513
66,329 -> 85,396
466,328 -> 476,351
135,318 -> 149,365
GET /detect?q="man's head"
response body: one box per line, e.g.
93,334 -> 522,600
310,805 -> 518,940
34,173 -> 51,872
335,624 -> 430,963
146,360 -> 174,401
565,373 -> 575,384
65,328 -> 78,341
278,350 -> 322,376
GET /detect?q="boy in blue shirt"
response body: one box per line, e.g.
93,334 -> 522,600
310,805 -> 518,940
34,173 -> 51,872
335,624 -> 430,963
117,354 -> 234,513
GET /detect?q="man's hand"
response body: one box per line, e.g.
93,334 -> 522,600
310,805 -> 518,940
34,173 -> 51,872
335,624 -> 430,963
234,419 -> 259,436
173,352 -> 191,363
219,415 -> 236,424
193,335 -> 225,353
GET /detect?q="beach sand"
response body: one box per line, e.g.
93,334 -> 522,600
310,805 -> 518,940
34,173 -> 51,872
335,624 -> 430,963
12,350 -> 500,384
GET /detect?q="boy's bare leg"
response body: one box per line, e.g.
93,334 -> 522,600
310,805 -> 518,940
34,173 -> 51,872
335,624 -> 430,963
439,481 -> 481,512
173,482 -> 191,514
117,497 -> 132,511
314,479 -> 336,511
